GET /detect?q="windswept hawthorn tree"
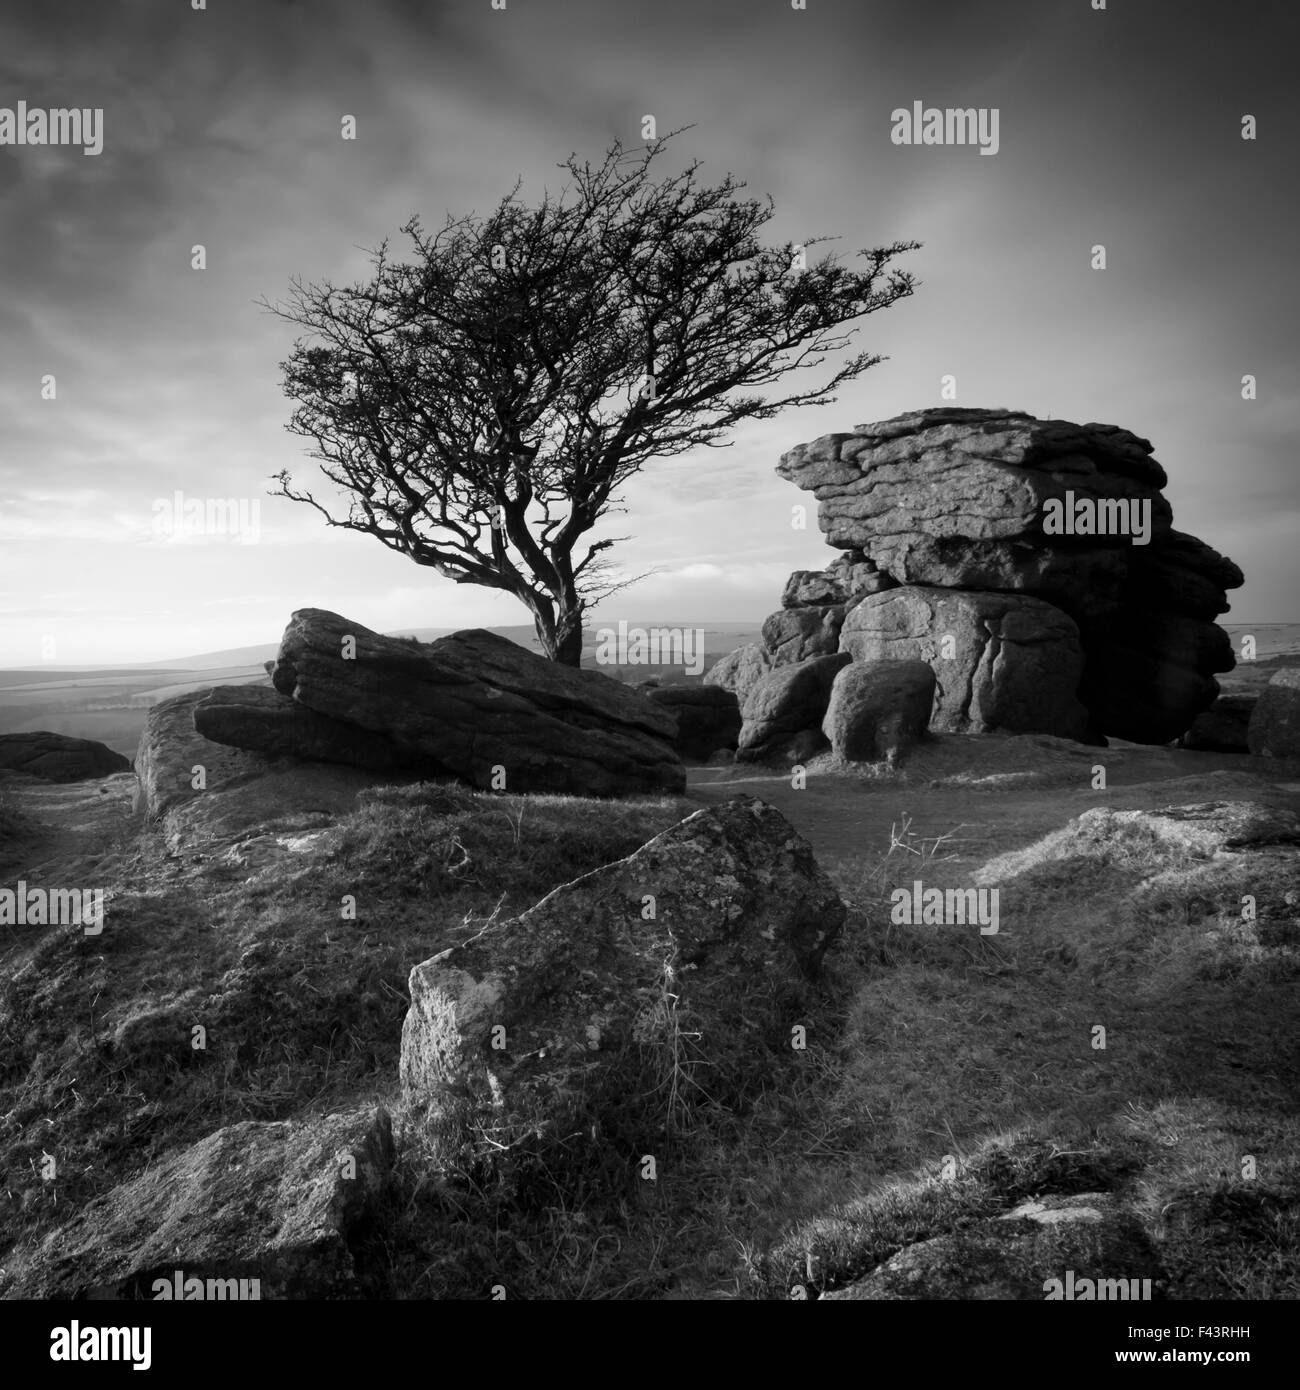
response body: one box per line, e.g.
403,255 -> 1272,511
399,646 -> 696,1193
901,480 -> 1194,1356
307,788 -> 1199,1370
266,133 -> 918,665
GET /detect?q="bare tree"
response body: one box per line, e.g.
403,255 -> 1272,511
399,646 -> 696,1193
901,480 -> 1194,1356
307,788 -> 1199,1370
265,132 -> 919,665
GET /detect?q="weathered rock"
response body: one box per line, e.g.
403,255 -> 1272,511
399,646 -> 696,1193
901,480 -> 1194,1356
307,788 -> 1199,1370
400,798 -> 845,1163
781,570 -> 847,609
1179,693 -> 1257,753
976,800 -> 1300,886
194,684 -> 437,774
1247,668 -> 1300,759
822,1193 -> 1163,1301
781,555 -> 895,612
823,660 -> 936,764
646,684 -> 741,761
777,410 -> 1242,742
737,653 -> 851,760
134,689 -> 288,820
158,762 -> 408,857
761,606 -> 846,663
133,687 -> 409,854
777,408 -> 1170,558
827,550 -> 897,599
0,731 -> 130,783
840,587 -> 1089,739
270,610 -> 684,797
703,642 -> 773,709
1,1108 -> 393,1299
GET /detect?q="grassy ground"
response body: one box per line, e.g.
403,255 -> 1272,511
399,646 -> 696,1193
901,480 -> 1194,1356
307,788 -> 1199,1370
2,737 -> 1299,1298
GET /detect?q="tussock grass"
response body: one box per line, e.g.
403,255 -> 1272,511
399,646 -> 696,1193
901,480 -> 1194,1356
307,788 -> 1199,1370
0,782 -> 690,1269
738,811 -> 1300,1300
4,769 -> 1298,1300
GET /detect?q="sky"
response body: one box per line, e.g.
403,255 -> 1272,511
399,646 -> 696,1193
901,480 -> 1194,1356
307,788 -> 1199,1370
0,0 -> 1295,664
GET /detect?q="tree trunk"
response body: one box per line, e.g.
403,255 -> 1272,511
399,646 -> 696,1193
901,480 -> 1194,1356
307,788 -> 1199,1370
525,592 -> 584,667
552,621 -> 583,667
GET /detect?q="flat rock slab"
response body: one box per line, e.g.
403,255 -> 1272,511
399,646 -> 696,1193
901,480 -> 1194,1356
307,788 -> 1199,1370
822,1193 -> 1162,1300
194,684 -> 437,774
976,799 -> 1300,886
270,610 -> 684,797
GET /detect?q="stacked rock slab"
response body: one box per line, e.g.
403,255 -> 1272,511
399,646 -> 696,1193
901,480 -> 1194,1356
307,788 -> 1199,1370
266,610 -> 685,797
704,553 -> 895,717
774,408 -> 1242,744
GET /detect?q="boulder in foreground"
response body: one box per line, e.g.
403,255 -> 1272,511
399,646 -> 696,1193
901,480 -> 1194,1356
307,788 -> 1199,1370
400,797 -> 846,1163
1,1108 -> 393,1299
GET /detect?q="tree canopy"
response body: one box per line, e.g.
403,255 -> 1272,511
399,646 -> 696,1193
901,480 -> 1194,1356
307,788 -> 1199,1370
267,132 -> 919,664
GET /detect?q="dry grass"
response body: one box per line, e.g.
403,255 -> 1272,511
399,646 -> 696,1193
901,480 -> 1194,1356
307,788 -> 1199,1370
3,768 -> 1298,1300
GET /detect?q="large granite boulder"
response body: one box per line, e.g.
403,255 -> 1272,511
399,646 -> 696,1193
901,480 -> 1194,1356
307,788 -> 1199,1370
703,642 -> 773,709
1247,668 -> 1300,759
0,731 -> 130,783
1179,693 -> 1256,753
776,409 -> 1243,743
646,684 -> 741,761
737,653 -> 851,761
823,659 -> 936,764
268,610 -> 684,797
840,587 -> 1090,740
400,798 -> 845,1166
0,1108 -> 393,1299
